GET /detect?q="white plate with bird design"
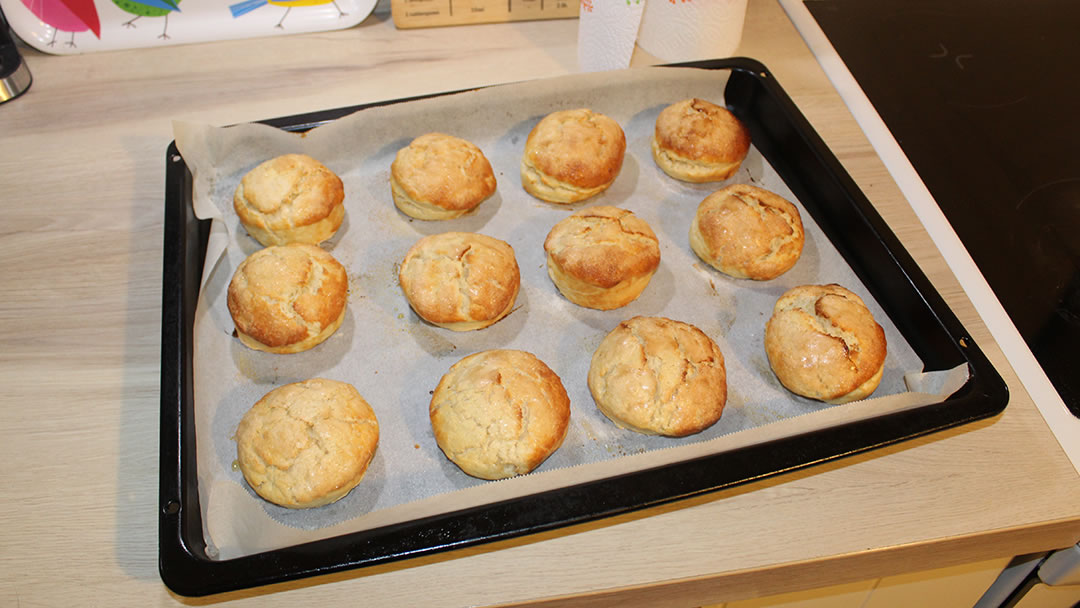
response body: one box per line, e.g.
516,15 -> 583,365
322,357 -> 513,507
2,0 -> 377,54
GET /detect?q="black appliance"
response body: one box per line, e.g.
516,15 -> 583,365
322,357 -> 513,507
805,0 -> 1080,419
0,6 -> 32,103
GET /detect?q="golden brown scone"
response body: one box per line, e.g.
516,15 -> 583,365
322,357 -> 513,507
398,232 -> 520,331
764,284 -> 887,404
543,205 -> 661,310
588,316 -> 727,437
233,154 -> 345,246
690,184 -> 804,280
430,350 -> 570,480
651,98 -> 751,183
520,108 -> 626,203
236,378 -> 379,509
227,243 -> 348,354
390,133 -> 497,220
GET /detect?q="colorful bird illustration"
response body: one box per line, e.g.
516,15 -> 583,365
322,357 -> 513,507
229,0 -> 345,29
112,0 -> 181,39
19,0 -> 101,47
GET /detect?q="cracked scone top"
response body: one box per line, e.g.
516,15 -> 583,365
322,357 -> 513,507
690,184 -> 804,281
236,378 -> 379,509
543,205 -> 661,310
588,316 -> 727,437
398,232 -> 520,331
520,108 -> 626,203
429,350 -> 570,480
390,133 -> 497,220
651,97 -> 751,183
233,154 -> 345,246
764,284 -> 887,404
227,243 -> 348,354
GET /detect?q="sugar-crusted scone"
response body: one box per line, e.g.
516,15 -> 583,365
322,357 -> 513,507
227,243 -> 348,354
543,205 -> 661,310
398,232 -> 520,331
520,108 -> 626,204
236,378 -> 379,509
390,133 -> 497,220
233,153 -> 345,246
588,316 -> 727,437
429,350 -> 570,480
690,184 -> 804,280
651,98 -> 751,183
764,284 -> 887,404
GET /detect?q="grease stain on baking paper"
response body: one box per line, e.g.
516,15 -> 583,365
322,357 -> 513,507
578,414 -> 642,458
231,344 -> 258,381
737,393 -> 783,427
347,271 -> 374,302
749,354 -> 775,386
604,442 -> 647,458
408,323 -> 458,356
578,416 -> 600,442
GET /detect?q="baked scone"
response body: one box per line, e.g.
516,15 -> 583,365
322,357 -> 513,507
520,108 -> 626,204
236,378 -> 379,509
233,154 -> 345,246
227,243 -> 349,354
651,98 -> 751,182
764,284 -> 887,404
689,184 -> 805,280
543,205 -> 661,310
390,133 -> 497,220
398,232 -> 520,331
429,349 -> 570,480
588,316 -> 727,437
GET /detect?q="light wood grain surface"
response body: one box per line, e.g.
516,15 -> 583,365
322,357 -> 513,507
1,1 -> 1077,606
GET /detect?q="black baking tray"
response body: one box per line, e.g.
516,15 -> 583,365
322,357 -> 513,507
159,57 -> 1008,596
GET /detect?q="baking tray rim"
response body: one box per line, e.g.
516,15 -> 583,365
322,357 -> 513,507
158,57 -> 1008,597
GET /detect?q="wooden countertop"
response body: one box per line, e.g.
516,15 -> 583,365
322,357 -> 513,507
1,1 -> 1077,606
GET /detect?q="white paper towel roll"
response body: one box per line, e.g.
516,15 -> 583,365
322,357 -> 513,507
639,0 -> 748,64
578,0 -> 747,72
577,1 -> 646,72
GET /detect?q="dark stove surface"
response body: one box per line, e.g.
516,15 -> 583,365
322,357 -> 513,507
806,0 -> 1080,418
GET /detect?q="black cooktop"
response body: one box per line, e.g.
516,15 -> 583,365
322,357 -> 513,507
806,0 -> 1080,418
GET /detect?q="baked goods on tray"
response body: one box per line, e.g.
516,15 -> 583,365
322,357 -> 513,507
651,97 -> 751,183
520,108 -> 626,204
233,153 -> 345,246
227,243 -> 349,354
398,231 -> 520,331
235,378 -> 380,509
689,184 -> 805,280
390,133 -> 497,220
429,350 -> 571,480
764,284 -> 887,404
209,79 -> 897,524
587,316 -> 727,437
543,205 -> 661,310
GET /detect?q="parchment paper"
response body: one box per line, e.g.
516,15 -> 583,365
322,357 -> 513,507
173,68 -> 968,561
